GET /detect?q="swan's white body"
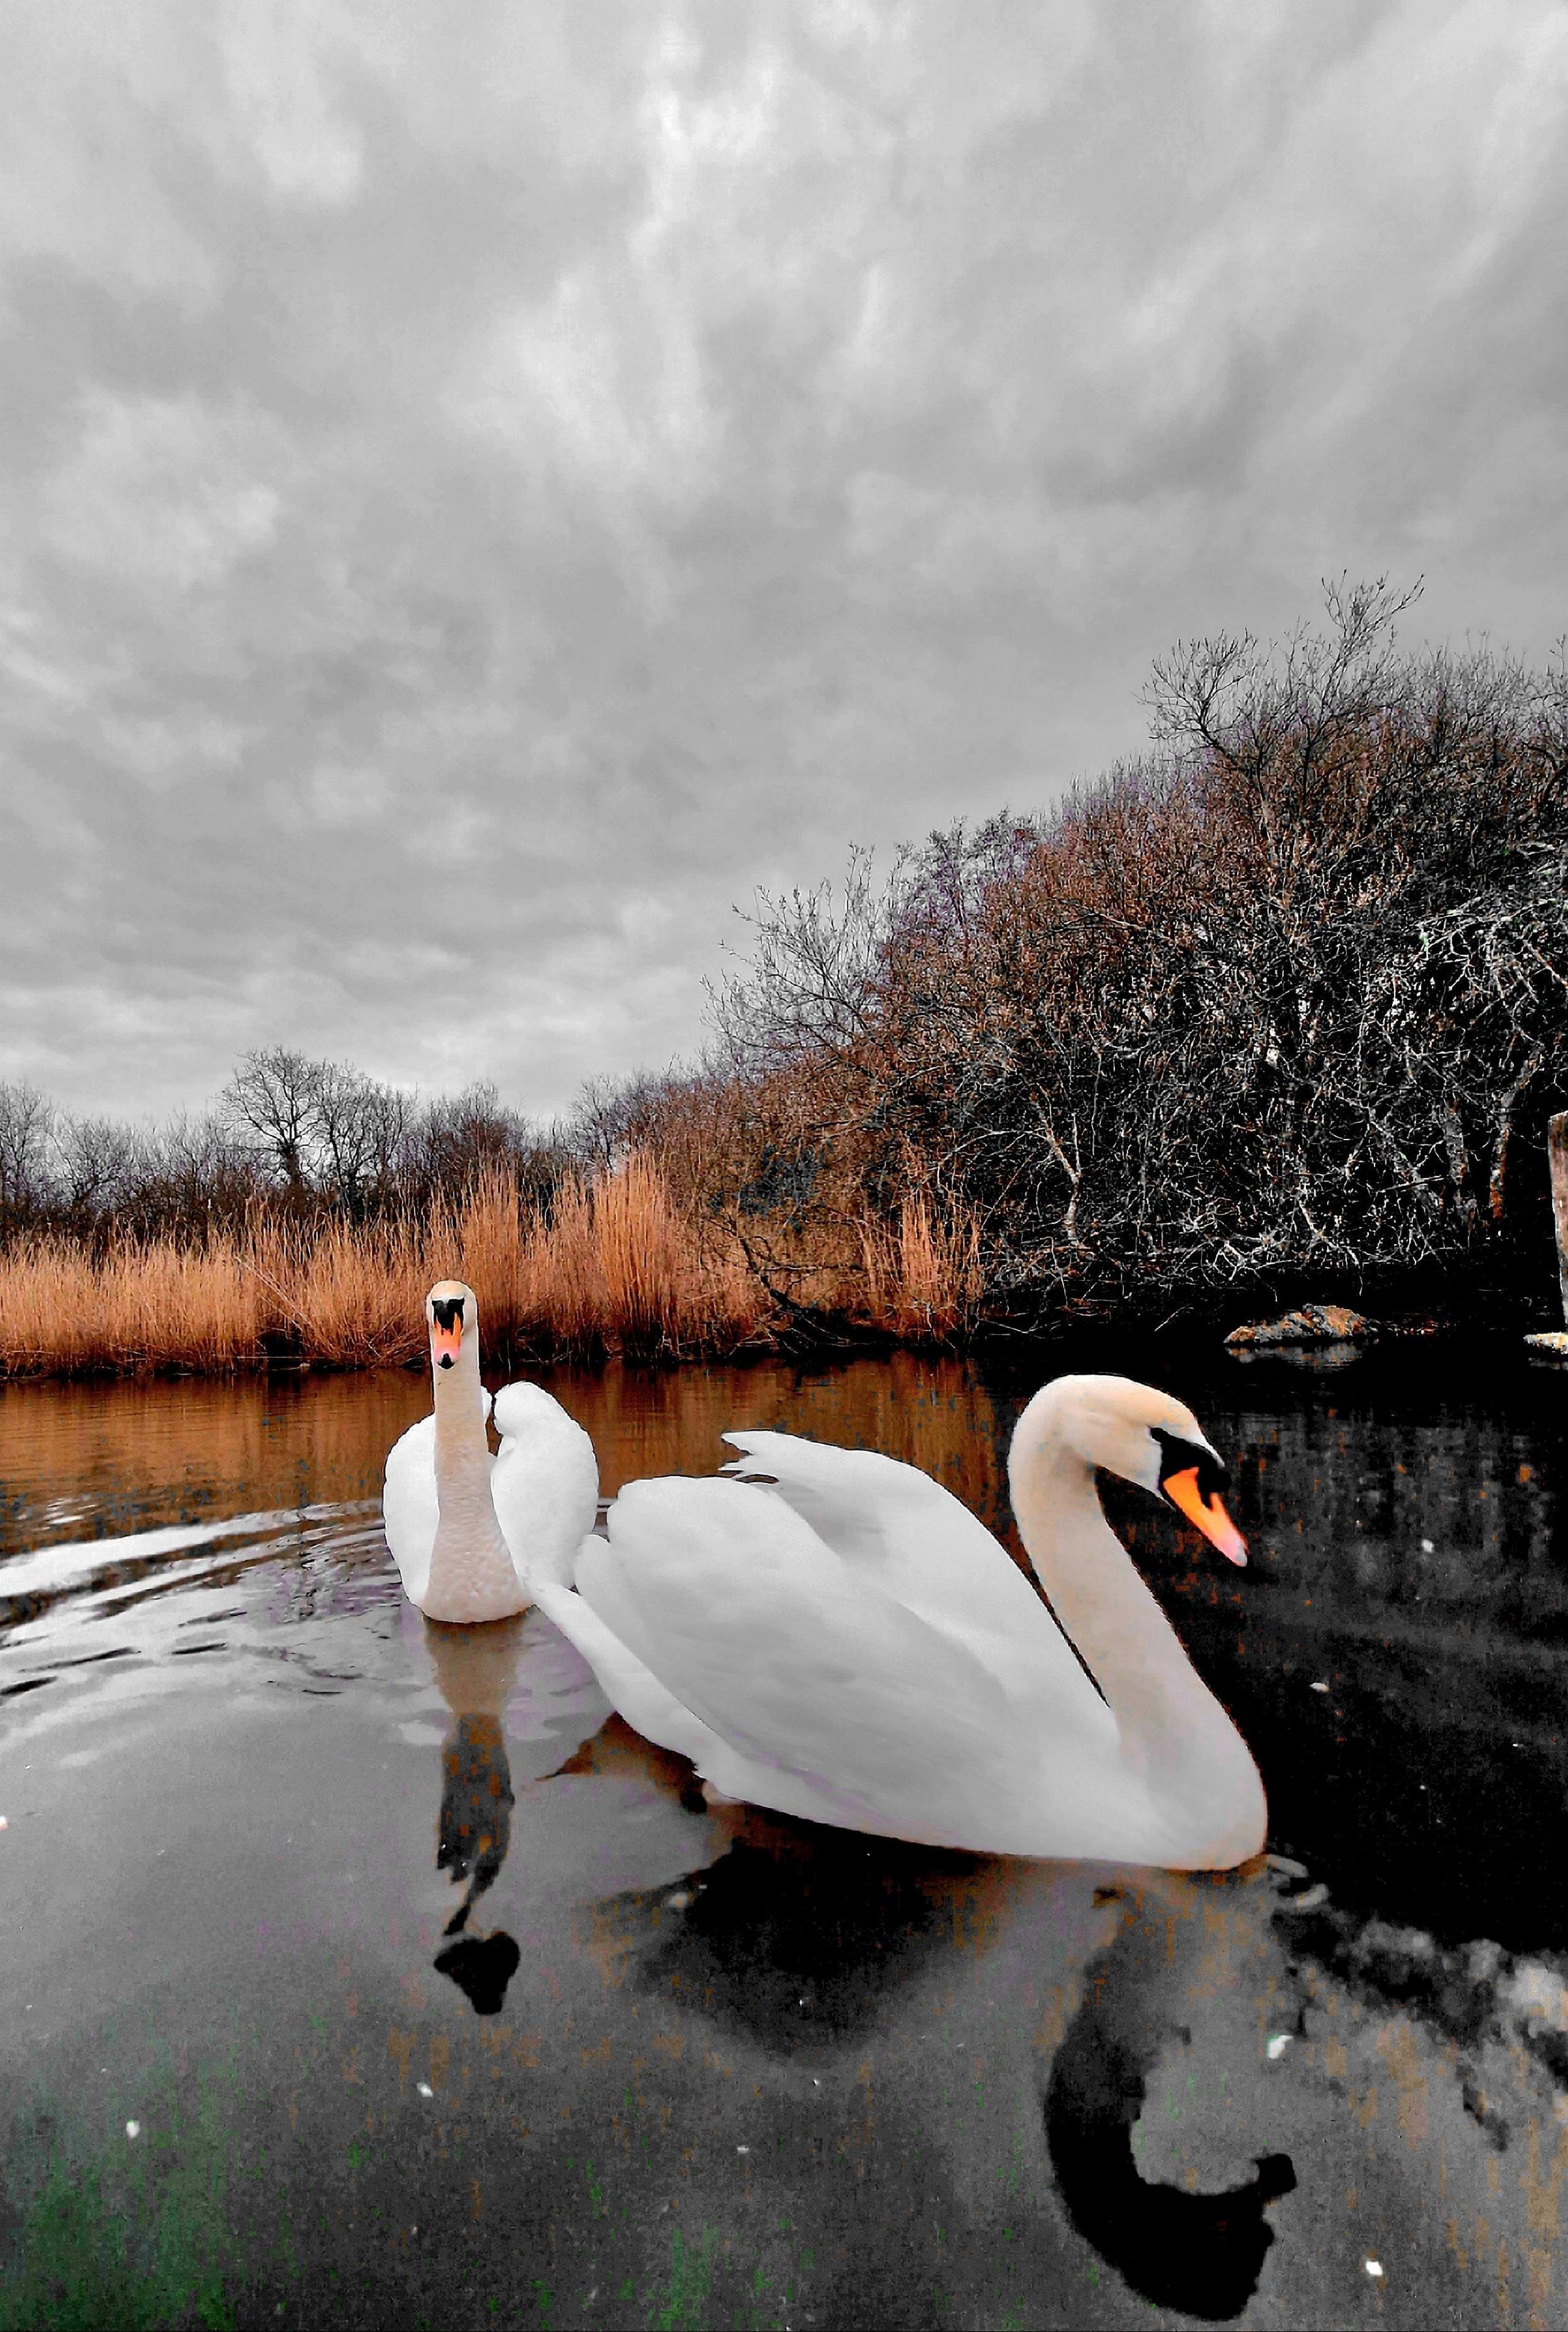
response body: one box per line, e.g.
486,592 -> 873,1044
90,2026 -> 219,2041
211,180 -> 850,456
383,1283 -> 598,1624
531,1374 -> 1267,1870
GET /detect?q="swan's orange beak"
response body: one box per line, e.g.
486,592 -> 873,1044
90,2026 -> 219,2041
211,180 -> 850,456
431,1320 -> 462,1372
1164,1466 -> 1248,1565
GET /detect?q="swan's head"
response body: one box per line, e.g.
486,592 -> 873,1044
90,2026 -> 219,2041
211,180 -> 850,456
1019,1373 -> 1248,1565
425,1279 -> 478,1374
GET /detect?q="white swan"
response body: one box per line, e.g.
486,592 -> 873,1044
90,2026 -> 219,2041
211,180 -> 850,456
529,1373 -> 1266,1870
382,1280 -> 599,1624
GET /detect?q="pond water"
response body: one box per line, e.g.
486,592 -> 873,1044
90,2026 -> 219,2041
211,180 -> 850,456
2,1336 -> 1566,2328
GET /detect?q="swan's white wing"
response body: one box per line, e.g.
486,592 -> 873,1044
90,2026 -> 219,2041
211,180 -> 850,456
532,1567 -> 731,1770
720,1429 -> 1114,1736
571,1476 -> 1051,1846
491,1382 -> 601,1590
383,1414 -> 438,1606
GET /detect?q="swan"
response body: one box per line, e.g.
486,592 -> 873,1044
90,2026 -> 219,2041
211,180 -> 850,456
529,1373 -> 1267,1870
382,1280 -> 599,1624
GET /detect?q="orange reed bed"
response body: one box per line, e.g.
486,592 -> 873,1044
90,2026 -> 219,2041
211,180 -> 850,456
0,1163 -> 984,1380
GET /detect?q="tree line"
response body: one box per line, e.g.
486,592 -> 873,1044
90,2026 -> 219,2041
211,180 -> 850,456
601,579 -> 1568,1327
6,580 -> 1565,1334
0,1056 -> 569,1243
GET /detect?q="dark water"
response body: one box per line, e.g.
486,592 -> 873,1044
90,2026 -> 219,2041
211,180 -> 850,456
2,1338 -> 1567,2328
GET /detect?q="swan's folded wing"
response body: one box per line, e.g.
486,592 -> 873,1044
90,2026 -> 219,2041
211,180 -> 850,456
382,1414 -> 438,1604
720,1429 -> 1113,1735
492,1383 -> 601,1588
576,1477 -> 1020,1830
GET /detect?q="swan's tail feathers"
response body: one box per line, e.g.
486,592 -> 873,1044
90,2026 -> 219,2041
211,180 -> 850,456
720,1427 -> 938,1498
720,1428 -> 802,1476
569,1529 -> 600,1590
513,1516 -> 594,1597
718,1428 -> 892,1521
531,1577 -> 725,1768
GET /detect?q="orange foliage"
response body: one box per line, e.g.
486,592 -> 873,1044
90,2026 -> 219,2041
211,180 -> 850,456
0,1158 -> 981,1379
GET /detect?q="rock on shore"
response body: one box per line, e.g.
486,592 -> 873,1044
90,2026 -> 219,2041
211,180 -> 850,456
1224,1304 -> 1373,1351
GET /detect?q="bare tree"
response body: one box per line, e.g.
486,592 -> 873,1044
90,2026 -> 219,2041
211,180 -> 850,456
51,1112 -> 143,1219
711,845 -> 911,1076
0,1055 -> 564,1246
220,1048 -> 321,1194
401,1081 -> 564,1211
684,584 -> 1568,1324
0,1081 -> 54,1219
311,1063 -> 411,1217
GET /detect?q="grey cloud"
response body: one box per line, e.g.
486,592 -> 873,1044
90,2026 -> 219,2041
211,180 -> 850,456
1,0 -> 1564,1123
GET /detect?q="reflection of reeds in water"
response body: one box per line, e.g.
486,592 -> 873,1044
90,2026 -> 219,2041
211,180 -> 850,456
0,1368 -> 433,1547
0,1160 -> 984,1379
560,1349 -> 1014,1539
0,1349 -> 1012,1572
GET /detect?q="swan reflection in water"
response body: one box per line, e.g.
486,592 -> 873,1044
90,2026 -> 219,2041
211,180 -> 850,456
424,1617 -> 528,2015
569,1719 -> 1300,2324
1044,1878 -> 1297,2320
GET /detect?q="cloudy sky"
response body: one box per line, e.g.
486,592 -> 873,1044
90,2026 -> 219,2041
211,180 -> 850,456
2,1 -> 1565,1125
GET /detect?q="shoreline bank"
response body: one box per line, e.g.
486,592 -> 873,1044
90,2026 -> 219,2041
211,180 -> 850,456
4,1150 -> 1557,1388
0,1248 -> 1549,1386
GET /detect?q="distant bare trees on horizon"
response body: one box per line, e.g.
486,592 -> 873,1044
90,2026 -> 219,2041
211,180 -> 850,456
0,1052 -> 569,1242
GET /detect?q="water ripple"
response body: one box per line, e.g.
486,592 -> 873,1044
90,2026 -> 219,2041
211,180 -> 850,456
0,1499 -> 404,1724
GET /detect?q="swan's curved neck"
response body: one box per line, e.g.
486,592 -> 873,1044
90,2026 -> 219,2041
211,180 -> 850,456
424,1337 -> 526,1621
1008,1400 -> 1262,1859
1009,1428 -> 1194,1734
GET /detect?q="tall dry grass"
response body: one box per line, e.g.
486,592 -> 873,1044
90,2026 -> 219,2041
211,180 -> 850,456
0,1156 -> 976,1379
0,1235 -> 267,1377
858,1191 -> 984,1342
